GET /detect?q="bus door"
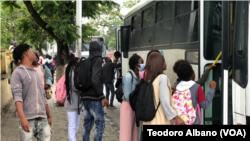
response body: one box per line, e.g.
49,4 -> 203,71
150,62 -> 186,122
220,1 -> 235,125
231,1 -> 249,125
201,1 -> 223,125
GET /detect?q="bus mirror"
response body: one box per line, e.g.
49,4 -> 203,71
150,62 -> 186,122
121,26 -> 130,58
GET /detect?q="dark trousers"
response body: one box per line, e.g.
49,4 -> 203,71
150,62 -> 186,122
105,82 -> 115,106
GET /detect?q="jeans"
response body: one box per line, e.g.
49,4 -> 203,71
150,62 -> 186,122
50,70 -> 54,84
105,82 -> 115,106
18,118 -> 51,141
82,100 -> 105,141
67,111 -> 81,141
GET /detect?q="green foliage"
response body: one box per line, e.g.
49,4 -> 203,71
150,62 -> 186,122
88,0 -> 140,49
1,2 -> 28,49
108,37 -> 116,49
2,1 -> 119,46
122,0 -> 141,9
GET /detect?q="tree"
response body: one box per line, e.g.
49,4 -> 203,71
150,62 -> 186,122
108,38 -> 116,49
87,0 -> 141,50
2,1 -> 119,82
122,0 -> 141,8
1,2 -> 29,49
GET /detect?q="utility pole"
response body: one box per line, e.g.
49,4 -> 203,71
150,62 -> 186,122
75,0 -> 82,57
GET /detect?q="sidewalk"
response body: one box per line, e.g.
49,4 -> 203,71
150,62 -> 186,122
1,83 -> 119,141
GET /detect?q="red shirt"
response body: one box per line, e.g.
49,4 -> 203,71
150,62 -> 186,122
197,86 -> 206,103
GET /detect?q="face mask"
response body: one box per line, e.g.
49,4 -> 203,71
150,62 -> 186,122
138,64 -> 145,72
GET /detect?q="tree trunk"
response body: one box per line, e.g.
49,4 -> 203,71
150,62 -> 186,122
34,45 -> 44,56
55,40 -> 69,83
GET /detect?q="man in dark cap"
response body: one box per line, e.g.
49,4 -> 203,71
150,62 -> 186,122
81,41 -> 109,141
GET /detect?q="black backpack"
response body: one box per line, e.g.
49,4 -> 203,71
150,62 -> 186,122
74,56 -> 102,91
115,71 -> 133,103
129,79 -> 144,111
135,75 -> 160,121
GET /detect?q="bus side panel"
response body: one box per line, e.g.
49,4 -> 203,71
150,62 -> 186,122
232,81 -> 246,124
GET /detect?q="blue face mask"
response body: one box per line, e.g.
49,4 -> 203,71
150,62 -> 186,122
138,64 -> 146,72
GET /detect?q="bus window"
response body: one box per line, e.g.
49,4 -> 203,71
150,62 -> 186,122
142,6 -> 154,27
156,1 -> 172,23
204,1 -> 222,60
141,6 -> 154,47
173,1 -> 198,43
233,1 -> 248,88
175,1 -> 198,16
185,50 -> 198,64
235,3 -> 245,57
173,11 -> 198,43
131,13 -> 141,48
154,1 -> 173,45
82,43 -> 89,52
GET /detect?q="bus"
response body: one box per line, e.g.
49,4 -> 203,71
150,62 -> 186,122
69,36 -> 108,58
116,0 -> 250,125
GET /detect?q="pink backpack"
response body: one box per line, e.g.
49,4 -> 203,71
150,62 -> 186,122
55,74 -> 67,104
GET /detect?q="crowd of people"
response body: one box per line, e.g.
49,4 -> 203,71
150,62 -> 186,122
9,40 -> 217,141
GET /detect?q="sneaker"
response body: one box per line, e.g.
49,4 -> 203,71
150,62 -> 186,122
109,105 -> 117,109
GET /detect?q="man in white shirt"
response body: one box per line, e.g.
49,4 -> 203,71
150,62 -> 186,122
9,41 -> 17,51
35,51 -> 44,64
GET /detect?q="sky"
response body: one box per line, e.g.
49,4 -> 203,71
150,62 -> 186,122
82,0 -> 131,24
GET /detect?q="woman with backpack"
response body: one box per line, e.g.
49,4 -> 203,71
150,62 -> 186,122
140,50 -> 160,80
143,52 -> 185,124
120,54 -> 144,141
64,57 -> 83,141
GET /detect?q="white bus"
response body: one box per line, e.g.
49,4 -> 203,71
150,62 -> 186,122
116,0 -> 250,125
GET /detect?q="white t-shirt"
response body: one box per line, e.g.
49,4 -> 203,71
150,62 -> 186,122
9,45 -> 15,51
39,56 -> 44,64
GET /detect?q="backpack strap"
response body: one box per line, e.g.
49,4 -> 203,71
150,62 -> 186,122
156,100 -> 161,111
128,71 -> 133,83
43,65 -> 46,85
80,57 -> 86,60
150,74 -> 160,83
195,104 -> 202,125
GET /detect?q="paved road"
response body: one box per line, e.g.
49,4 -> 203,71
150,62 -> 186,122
1,81 -> 120,141
103,78 -> 121,133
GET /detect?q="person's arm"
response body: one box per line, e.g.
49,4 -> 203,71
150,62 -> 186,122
46,104 -> 52,126
197,81 -> 216,109
196,69 -> 210,86
196,64 -> 215,86
44,65 -> 52,89
159,75 -> 177,120
122,73 -> 132,102
15,102 -> 31,132
112,63 -> 121,68
11,72 -> 30,132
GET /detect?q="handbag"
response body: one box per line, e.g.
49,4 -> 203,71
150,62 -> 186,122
43,65 -> 52,99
